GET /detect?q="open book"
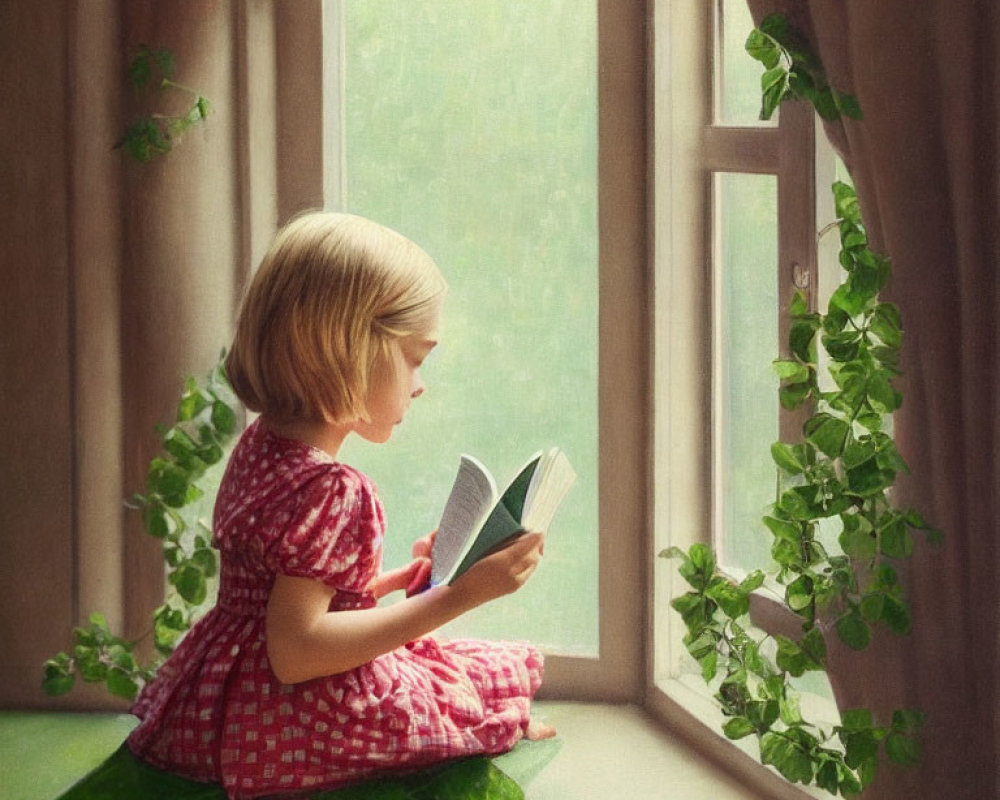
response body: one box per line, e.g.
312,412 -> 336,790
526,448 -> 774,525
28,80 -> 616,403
430,448 -> 576,586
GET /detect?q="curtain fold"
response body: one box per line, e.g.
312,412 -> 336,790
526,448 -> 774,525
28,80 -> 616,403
747,2 -> 1000,797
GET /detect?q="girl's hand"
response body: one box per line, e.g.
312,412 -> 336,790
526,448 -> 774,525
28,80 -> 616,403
412,529 -> 436,560
450,531 -> 544,608
370,557 -> 432,600
368,532 -> 437,599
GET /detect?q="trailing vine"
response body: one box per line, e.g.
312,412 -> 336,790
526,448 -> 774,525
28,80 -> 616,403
43,359 -> 238,702
115,45 -> 211,162
662,14 -> 939,796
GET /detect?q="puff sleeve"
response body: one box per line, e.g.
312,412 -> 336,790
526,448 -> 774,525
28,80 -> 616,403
264,465 -> 381,595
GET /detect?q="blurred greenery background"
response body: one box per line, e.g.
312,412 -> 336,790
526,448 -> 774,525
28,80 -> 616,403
338,0 -> 599,654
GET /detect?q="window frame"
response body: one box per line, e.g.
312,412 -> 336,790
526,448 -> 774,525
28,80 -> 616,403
648,1 -> 828,796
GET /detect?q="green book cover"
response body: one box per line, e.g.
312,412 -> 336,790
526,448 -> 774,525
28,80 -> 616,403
431,449 -> 575,586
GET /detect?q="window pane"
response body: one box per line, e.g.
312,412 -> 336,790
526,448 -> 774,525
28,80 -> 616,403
715,0 -> 775,126
714,172 -> 778,572
342,0 -> 599,654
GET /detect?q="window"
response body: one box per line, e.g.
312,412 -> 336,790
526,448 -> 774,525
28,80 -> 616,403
333,2 -> 600,657
651,0 -> 838,781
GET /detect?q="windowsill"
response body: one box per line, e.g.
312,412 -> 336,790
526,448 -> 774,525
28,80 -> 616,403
652,675 -> 834,800
526,701 -> 768,799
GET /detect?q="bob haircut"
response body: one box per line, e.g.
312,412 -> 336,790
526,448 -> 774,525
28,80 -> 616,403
225,212 -> 446,425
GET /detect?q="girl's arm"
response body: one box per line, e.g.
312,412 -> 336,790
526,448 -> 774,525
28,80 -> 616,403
265,531 -> 543,684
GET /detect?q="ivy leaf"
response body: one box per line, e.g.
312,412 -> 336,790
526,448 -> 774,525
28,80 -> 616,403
763,515 -> 802,544
177,379 -> 210,421
106,669 -> 140,701
153,605 -> 188,654
885,732 -> 922,766
676,543 -> 716,590
880,517 -> 914,559
867,372 -> 902,414
775,636 -> 811,676
746,699 -> 780,730
169,563 -> 208,606
745,30 -> 780,69
785,574 -> 813,612
859,591 -> 885,623
842,438 -> 877,470
699,649 -> 719,682
192,547 -> 218,578
212,400 -> 238,435
706,579 -> 748,620
800,625 -> 827,664
833,89 -> 863,120
779,690 -> 803,725
723,716 -> 756,740
821,331 -> 861,362
891,709 -> 926,734
789,317 -> 820,362
760,731 -> 814,784
42,656 -> 76,696
739,570 -> 766,594
846,458 -> 887,497
777,486 -> 818,520
760,67 -> 789,120
147,458 -> 189,503
142,504 -> 170,539
836,610 -> 872,650
843,729 -> 880,770
815,759 -> 839,794
829,280 -> 873,317
840,708 -> 874,731
833,181 -> 862,224
870,302 -> 902,348
770,442 -> 806,474
684,629 -> 718,663
881,595 -> 912,635
779,381 -> 812,410
671,593 -> 711,633
804,413 -> 850,458
772,359 -> 809,383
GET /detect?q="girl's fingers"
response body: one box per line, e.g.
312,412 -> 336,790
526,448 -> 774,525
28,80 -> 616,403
412,529 -> 437,559
405,557 -> 432,597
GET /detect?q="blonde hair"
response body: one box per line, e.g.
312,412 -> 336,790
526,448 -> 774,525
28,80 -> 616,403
225,212 -> 446,424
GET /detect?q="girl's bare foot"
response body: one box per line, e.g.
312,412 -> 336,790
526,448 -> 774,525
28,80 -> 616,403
525,718 -> 557,740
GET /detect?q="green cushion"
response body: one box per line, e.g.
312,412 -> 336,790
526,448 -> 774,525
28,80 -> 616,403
0,712 -> 559,800
55,744 -> 539,800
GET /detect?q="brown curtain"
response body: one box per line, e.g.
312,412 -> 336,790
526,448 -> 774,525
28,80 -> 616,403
747,2 -> 1000,798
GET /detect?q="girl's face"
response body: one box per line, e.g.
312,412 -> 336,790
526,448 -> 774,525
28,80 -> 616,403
352,311 -> 440,445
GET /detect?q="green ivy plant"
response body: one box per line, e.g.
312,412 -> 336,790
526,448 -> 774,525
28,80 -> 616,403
43,360 -> 238,702
745,13 -> 862,122
115,46 -> 211,163
662,14 -> 939,797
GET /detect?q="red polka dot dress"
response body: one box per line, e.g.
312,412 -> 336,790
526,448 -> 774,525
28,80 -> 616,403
128,420 -> 544,799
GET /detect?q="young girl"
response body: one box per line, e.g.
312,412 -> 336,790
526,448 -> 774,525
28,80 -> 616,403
128,212 -> 553,798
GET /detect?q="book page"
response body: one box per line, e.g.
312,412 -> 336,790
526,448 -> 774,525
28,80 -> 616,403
431,455 -> 497,585
446,456 -> 541,583
521,448 -> 576,533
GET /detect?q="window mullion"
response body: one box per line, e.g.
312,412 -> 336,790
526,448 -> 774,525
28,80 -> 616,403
776,100 -> 817,444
